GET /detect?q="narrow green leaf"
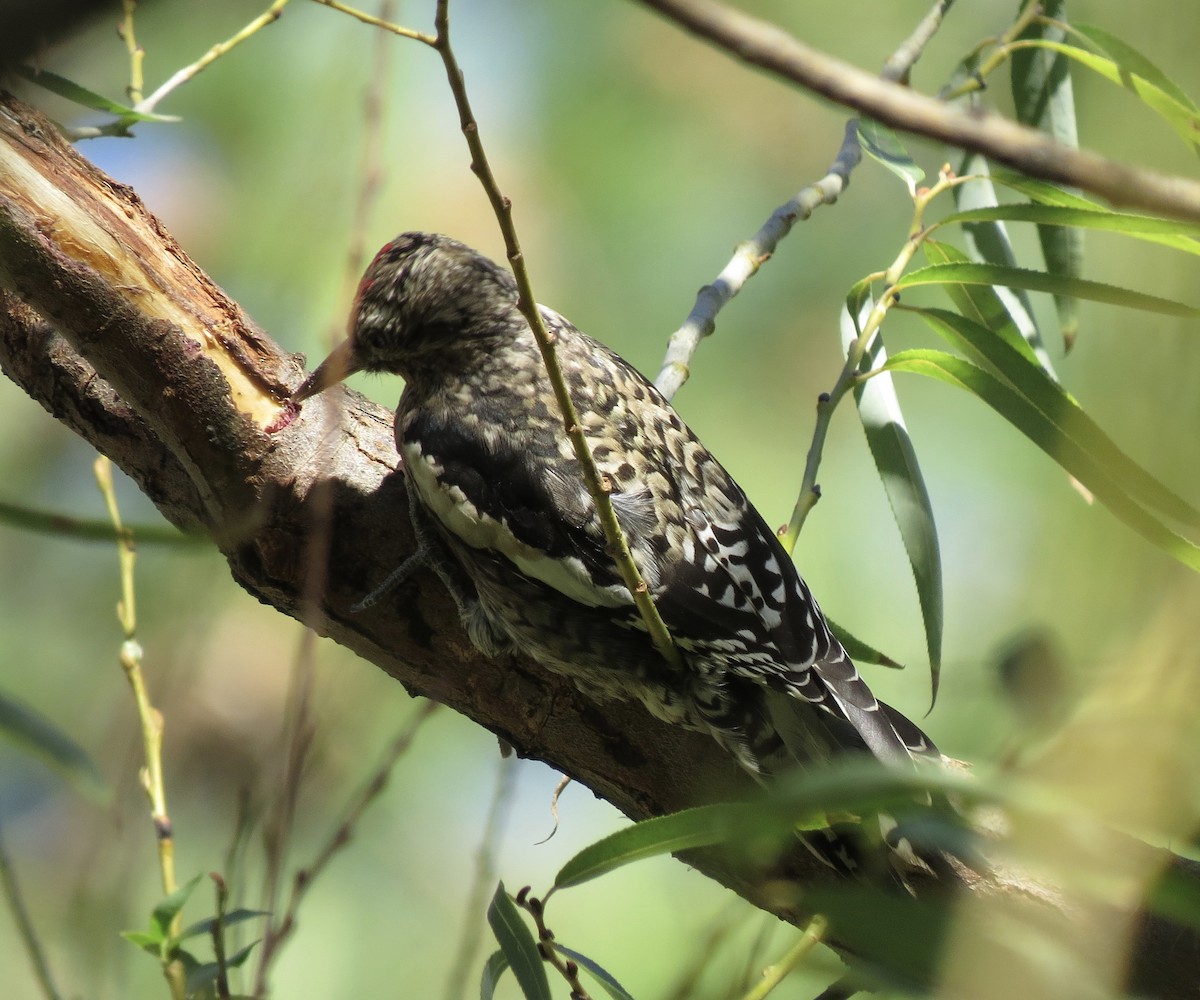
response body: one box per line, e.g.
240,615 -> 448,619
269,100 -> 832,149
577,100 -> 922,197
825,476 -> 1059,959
940,42 -> 987,101
224,940 -> 259,969
487,884 -> 550,1000
480,949 -> 510,1000
991,168 -> 1200,258
875,350 -> 1200,571
555,765 -> 998,893
945,158 -> 1058,374
1015,40 -> 1200,151
179,908 -> 271,942
0,691 -> 108,800
558,946 -> 637,1000
554,804 -> 771,889
827,618 -> 903,669
1009,0 -> 1083,345
152,873 -> 205,941
841,305 -> 941,702
183,959 -> 219,997
943,204 -> 1200,253
856,119 -> 925,192
119,930 -> 163,955
15,66 -> 180,124
1073,24 -> 1198,113
896,262 -> 1199,317
921,240 -> 1045,369
989,169 -> 1102,210
911,307 -> 1200,530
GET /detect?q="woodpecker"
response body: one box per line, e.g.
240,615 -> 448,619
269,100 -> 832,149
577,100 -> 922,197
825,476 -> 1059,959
294,232 -> 938,794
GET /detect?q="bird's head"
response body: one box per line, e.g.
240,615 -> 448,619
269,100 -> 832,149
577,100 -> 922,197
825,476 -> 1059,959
293,232 -> 519,401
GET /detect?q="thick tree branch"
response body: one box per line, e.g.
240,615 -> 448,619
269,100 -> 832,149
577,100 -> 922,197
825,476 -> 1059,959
0,94 -> 1198,996
630,0 -> 1200,223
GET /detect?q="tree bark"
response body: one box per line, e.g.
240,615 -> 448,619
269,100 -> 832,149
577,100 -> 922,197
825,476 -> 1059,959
0,93 -> 1197,997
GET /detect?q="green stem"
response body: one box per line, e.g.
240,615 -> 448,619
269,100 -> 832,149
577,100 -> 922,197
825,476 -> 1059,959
739,917 -> 827,1000
782,169 -> 964,551
95,457 -> 181,998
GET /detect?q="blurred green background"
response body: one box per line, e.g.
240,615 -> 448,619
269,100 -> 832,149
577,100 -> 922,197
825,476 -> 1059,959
1,1 -> 1198,997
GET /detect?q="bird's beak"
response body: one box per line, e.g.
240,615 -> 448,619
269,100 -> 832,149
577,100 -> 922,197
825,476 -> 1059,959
293,338 -> 361,402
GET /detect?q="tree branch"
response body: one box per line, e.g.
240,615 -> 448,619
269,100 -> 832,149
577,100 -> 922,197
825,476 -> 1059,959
1,93 -> 1198,997
629,0 -> 1200,223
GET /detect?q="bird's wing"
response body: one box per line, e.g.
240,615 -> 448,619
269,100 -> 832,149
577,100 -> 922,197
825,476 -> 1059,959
399,409 -> 634,608
653,496 -> 919,764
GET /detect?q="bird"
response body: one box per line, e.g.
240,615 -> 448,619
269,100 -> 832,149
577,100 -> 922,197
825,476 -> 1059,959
293,232 -> 941,866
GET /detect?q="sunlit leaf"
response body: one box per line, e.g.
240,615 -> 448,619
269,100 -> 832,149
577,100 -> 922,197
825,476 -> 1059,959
1073,23 -> 1199,113
842,303 -> 941,701
910,307 -> 1200,530
874,350 -> 1200,571
152,873 -> 205,942
989,169 -> 1102,209
856,119 -> 925,192
554,804 -> 768,889
946,157 -> 1059,374
15,66 -> 180,124
1014,40 -> 1200,151
119,930 -> 162,956
921,240 -> 1045,369
991,170 -> 1200,257
895,262 -> 1199,317
487,884 -> 550,1000
1010,0 -> 1083,345
942,204 -> 1200,254
556,764 -> 1000,891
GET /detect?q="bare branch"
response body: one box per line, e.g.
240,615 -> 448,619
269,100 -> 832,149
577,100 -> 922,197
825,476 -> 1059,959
630,0 -> 1200,222
654,0 -> 954,399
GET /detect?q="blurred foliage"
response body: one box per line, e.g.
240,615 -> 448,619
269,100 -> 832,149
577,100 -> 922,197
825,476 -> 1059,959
1,1 -> 1199,998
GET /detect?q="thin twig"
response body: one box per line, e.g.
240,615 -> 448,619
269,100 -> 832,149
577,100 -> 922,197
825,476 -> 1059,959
515,889 -> 594,1000
663,899 -> 743,1000
210,873 -> 231,999
431,0 -> 684,670
309,0 -> 435,43
782,168 -> 966,550
654,0 -> 957,399
95,455 -> 185,999
881,0 -> 956,83
119,1 -> 144,105
629,0 -> 1200,223
442,753 -> 518,1000
257,701 -> 439,989
0,818 -> 64,1000
938,3 -> 1045,101
653,121 -> 861,399
335,0 -> 396,344
738,917 -> 828,1000
135,0 -> 293,114
253,627 -> 318,997
0,498 -> 200,545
